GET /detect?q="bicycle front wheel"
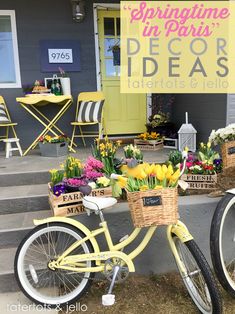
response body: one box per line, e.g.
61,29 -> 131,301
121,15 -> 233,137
14,222 -> 95,308
210,193 -> 235,297
173,236 -> 222,314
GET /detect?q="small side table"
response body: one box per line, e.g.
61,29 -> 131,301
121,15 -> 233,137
3,138 -> 23,158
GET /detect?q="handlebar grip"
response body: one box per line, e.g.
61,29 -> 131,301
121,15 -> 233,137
182,151 -> 188,159
110,173 -> 121,180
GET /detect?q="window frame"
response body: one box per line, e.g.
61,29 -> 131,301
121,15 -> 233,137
0,10 -> 21,88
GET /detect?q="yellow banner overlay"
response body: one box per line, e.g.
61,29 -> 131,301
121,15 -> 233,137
121,1 -> 235,93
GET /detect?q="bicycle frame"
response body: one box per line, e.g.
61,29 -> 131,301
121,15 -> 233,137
34,216 -> 193,276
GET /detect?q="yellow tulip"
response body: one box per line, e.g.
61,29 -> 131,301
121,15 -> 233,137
136,169 -> 147,180
153,164 -> 161,176
144,163 -> 154,176
156,168 -> 165,181
154,185 -> 162,189
166,165 -> 174,180
161,164 -> 168,174
117,176 -> 127,188
207,142 -> 211,148
140,185 -> 148,191
171,169 -> 181,182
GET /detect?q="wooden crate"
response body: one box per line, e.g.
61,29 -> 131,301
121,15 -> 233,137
48,183 -> 113,217
134,139 -> 164,151
181,174 -> 217,190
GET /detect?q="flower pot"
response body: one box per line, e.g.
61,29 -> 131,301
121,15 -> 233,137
112,50 -> 120,66
60,77 -> 71,95
148,140 -> 158,145
65,185 -> 80,193
39,142 -> 68,157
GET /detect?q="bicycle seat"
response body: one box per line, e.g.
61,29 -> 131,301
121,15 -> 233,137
83,196 -> 117,211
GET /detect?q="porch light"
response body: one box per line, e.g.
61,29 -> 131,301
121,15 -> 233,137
71,0 -> 85,22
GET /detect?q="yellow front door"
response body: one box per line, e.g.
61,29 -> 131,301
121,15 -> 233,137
98,10 -> 147,135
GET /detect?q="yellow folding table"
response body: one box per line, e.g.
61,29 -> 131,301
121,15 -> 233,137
16,95 -> 76,156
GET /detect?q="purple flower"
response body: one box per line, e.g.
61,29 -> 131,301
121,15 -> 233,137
53,183 -> 66,197
213,159 -> 222,166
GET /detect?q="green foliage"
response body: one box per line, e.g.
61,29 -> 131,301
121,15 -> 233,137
168,150 -> 183,166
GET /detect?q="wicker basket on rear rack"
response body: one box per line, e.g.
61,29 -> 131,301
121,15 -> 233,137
221,140 -> 235,170
126,187 -> 178,228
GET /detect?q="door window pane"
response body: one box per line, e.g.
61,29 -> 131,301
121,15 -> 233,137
0,16 -> 16,83
104,18 -> 115,36
105,59 -> 116,77
116,18 -> 120,36
104,38 -> 116,57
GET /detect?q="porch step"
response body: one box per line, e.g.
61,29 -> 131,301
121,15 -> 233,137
0,247 -> 18,292
0,170 -> 49,187
0,210 -> 52,248
0,184 -> 49,215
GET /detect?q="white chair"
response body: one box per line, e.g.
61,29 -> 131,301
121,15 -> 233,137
3,138 -> 23,158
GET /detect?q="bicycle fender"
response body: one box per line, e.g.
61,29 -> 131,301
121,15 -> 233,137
33,217 -> 100,255
227,189 -> 235,195
170,221 -> 194,243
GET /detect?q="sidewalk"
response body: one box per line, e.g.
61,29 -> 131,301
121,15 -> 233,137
0,291 -> 58,314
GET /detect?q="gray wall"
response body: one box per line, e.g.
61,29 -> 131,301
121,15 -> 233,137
0,0 -> 118,148
173,94 -> 227,144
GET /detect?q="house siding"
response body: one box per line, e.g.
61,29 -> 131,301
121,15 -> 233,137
227,94 -> 235,125
172,94 -> 227,143
0,0 -> 119,148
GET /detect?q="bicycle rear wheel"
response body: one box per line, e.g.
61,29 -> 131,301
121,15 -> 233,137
173,236 -> 222,314
14,222 -> 95,308
210,193 -> 235,297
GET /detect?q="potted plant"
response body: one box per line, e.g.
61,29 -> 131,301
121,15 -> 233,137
119,162 -> 180,227
39,134 -> 69,157
179,143 -> 222,190
58,67 -> 71,95
138,132 -> 163,144
209,124 -> 235,169
64,178 -> 90,193
92,137 -> 122,175
123,144 -> 143,162
112,45 -> 120,66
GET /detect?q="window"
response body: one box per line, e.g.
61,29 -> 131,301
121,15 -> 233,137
0,10 -> 21,88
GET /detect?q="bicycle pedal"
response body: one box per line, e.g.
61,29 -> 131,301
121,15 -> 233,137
102,294 -> 115,306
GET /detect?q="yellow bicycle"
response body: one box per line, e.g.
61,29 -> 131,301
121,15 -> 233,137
14,157 -> 222,313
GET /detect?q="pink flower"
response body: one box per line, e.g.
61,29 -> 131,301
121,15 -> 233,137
186,162 -> 193,168
84,170 -> 103,180
84,156 -> 104,170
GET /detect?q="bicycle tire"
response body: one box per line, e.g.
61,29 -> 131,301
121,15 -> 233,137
210,192 -> 235,297
173,236 -> 222,314
14,222 -> 95,308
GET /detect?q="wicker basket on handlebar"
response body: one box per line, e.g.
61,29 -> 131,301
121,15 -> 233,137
126,187 -> 178,228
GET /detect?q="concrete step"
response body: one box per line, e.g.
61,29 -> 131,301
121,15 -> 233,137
0,184 -> 49,215
0,210 -> 52,248
0,170 -> 50,187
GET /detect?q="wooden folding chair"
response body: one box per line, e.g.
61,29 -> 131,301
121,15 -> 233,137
69,91 -> 106,149
0,95 -> 18,141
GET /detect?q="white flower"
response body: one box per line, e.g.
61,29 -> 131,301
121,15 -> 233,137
88,182 -> 97,189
